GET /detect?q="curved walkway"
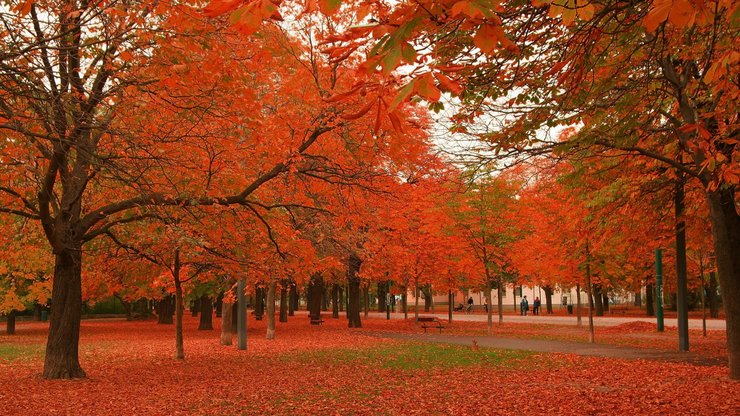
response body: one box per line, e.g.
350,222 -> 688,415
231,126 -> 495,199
376,332 -> 727,367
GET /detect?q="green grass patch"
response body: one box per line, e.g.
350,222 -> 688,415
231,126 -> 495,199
292,342 -> 533,371
0,343 -> 44,362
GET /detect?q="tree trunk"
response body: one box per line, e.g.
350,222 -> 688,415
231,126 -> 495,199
708,272 -> 720,318
279,283 -> 288,323
634,290 -> 642,307
309,274 -> 323,319
231,302 -> 238,331
576,284 -> 582,327
485,288 -> 493,334
332,283 -> 340,319
706,186 -> 740,379
586,257 -> 595,343
5,310 -> 16,335
43,247 -> 86,379
646,283 -> 655,316
339,285 -> 344,312
173,250 -> 185,360
237,279 -> 247,350
198,295 -> 213,330
215,292 -> 223,318
497,282 -> 504,324
675,174 -> 689,352
593,284 -> 604,316
191,298 -> 199,317
347,254 -> 362,328
543,285 -> 553,314
254,286 -> 264,320
363,284 -> 369,319
266,281 -> 276,340
288,282 -> 297,317
378,281 -> 387,313
119,296 -> 133,321
158,295 -> 174,324
414,278 -> 420,323
33,303 -> 42,321
448,290 -> 453,323
402,289 -> 408,320
602,292 -> 609,312
422,285 -> 432,312
220,300 -> 233,346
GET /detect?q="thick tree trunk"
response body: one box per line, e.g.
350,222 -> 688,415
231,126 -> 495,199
266,281 -> 276,340
279,283 -> 288,323
309,274 -> 323,319
43,248 -> 86,379
158,295 -> 174,324
543,285 -> 553,314
706,187 -> 740,379
592,284 -> 604,316
708,272 -> 720,318
5,310 -> 16,335
378,281 -> 387,313
198,295 -> 213,330
332,283 -> 340,319
174,251 -> 185,360
646,283 -> 655,316
422,285 -> 432,312
602,292 -> 609,312
220,300 -> 233,345
634,290 -> 642,307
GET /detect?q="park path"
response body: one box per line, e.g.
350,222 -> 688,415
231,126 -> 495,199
364,311 -> 726,330
375,332 -> 727,367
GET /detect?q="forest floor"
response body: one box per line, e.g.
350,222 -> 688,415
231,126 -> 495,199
1,314 -> 737,415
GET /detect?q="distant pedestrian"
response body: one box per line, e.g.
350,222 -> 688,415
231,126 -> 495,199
467,296 -> 474,314
483,298 -> 488,312
520,296 -> 529,316
533,297 -> 541,315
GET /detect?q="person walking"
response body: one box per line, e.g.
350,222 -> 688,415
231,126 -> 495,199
520,296 -> 529,316
533,297 -> 541,315
467,296 -> 474,314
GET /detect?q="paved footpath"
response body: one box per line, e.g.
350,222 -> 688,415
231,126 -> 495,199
374,332 -> 727,367
366,311 -> 726,330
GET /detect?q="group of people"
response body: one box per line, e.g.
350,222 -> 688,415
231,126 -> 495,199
519,296 -> 541,316
455,296 -> 543,316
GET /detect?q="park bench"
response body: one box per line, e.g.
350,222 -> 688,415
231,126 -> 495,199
610,306 -> 629,315
418,316 -> 445,333
308,314 -> 324,325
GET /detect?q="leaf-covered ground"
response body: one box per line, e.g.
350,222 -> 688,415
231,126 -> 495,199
1,315 -> 738,415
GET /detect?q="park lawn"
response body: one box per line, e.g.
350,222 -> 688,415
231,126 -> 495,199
0,316 -> 737,415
